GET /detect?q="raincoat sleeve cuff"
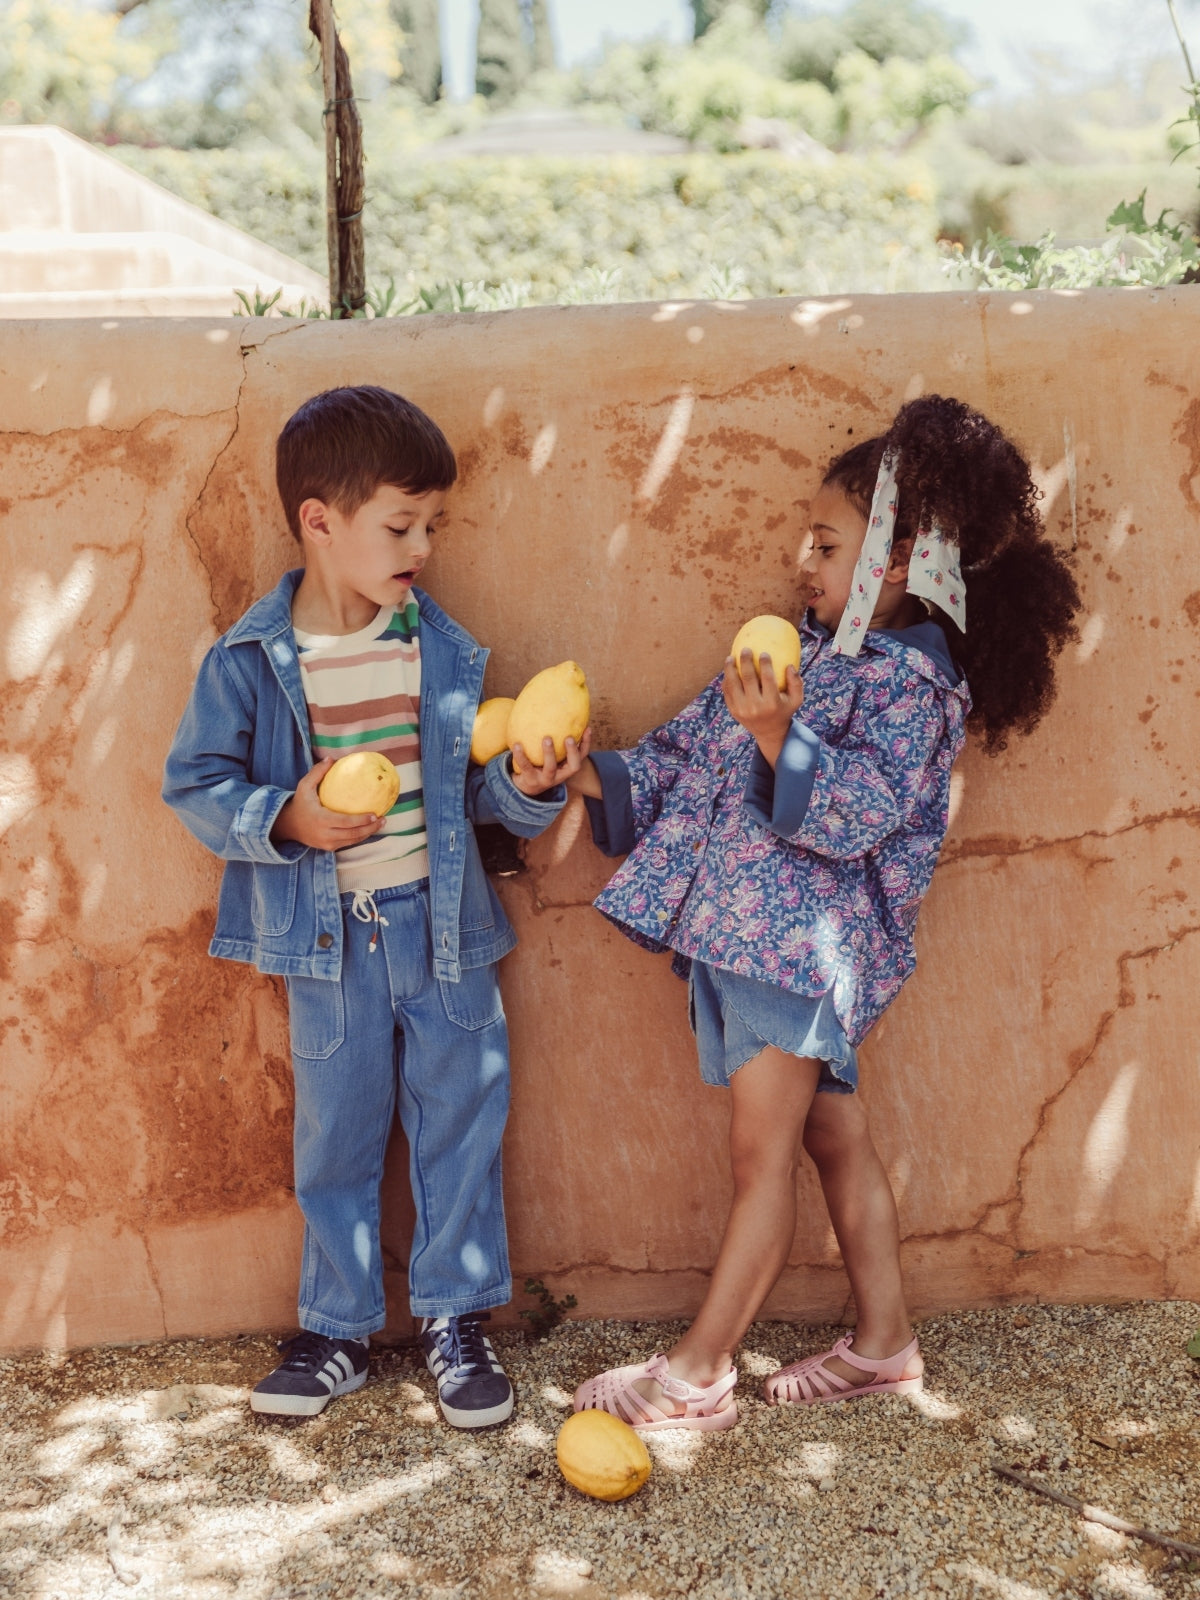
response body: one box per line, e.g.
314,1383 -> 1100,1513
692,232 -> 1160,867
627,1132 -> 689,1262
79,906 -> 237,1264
743,721 -> 822,838
583,750 -> 635,857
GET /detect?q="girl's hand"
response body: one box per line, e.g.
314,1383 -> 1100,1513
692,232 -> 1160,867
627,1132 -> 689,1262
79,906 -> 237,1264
270,757 -> 386,851
723,651 -> 804,770
511,727 -> 593,796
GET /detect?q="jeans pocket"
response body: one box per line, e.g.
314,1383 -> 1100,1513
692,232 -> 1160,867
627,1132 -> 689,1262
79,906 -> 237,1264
438,965 -> 504,1032
284,974 -> 346,1061
251,866 -> 298,937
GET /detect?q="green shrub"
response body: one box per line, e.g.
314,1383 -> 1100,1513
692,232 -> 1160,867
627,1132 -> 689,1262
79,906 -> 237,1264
112,143 -> 945,300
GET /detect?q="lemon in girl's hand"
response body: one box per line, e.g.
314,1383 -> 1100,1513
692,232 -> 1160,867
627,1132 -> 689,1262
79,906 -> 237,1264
317,751 -> 401,816
507,661 -> 590,763
470,697 -> 517,765
556,1410 -> 652,1501
730,615 -> 801,682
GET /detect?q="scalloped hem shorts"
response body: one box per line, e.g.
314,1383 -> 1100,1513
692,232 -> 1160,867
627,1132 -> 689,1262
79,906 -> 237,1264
688,960 -> 858,1095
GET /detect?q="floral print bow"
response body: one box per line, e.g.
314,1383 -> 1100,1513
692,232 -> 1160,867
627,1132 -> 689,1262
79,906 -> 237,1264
831,450 -> 966,656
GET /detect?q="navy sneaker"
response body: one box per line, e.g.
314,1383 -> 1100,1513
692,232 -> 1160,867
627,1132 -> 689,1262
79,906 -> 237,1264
250,1332 -> 369,1417
419,1313 -> 514,1429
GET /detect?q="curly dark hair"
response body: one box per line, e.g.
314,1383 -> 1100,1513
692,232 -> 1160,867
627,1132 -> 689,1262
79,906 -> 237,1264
823,395 -> 1081,753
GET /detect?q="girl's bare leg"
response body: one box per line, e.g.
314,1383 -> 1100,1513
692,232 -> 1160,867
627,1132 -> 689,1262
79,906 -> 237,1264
626,1046 -> 821,1417
769,1090 -> 922,1394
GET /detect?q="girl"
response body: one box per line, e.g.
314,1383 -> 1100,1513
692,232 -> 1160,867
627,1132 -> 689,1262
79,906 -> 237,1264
563,395 -> 1081,1430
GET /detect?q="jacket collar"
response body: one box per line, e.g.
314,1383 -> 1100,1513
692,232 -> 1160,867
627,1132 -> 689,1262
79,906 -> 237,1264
223,570 -> 479,656
803,612 -> 968,696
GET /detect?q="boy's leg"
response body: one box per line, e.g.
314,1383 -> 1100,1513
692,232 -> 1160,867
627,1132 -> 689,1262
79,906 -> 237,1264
251,941 -> 397,1416
394,961 -> 512,1318
395,959 -> 514,1428
288,957 -> 398,1340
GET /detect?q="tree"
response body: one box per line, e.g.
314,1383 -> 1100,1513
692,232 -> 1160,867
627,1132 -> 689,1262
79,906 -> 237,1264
692,0 -> 772,37
391,0 -> 442,104
475,0 -> 529,101
528,0 -> 556,75
780,0 -> 966,88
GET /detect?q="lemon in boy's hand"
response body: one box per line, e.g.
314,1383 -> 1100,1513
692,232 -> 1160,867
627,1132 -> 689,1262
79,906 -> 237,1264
317,751 -> 401,816
730,615 -> 801,682
470,697 -> 517,765
507,661 -> 590,764
556,1410 -> 651,1502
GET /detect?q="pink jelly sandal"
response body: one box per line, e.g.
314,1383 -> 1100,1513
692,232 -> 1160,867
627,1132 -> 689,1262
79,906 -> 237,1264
573,1353 -> 739,1432
764,1334 -> 923,1406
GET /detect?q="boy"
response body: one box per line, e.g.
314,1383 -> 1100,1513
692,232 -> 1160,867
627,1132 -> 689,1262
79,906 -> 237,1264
163,386 -> 585,1427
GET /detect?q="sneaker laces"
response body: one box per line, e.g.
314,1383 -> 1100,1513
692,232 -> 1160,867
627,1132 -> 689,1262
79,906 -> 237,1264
274,1332 -> 346,1373
435,1314 -> 492,1376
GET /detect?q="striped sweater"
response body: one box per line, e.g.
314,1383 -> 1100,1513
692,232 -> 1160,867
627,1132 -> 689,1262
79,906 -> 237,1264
294,598 -> 429,893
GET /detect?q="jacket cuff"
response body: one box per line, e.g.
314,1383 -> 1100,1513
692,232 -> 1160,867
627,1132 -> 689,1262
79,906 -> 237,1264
232,785 -> 308,864
743,722 -> 822,838
583,750 -> 635,857
482,752 -> 566,833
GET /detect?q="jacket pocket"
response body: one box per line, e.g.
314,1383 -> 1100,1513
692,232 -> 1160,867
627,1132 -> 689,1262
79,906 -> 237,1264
438,965 -> 504,1032
251,865 -> 298,937
284,974 -> 345,1060
458,835 -> 497,931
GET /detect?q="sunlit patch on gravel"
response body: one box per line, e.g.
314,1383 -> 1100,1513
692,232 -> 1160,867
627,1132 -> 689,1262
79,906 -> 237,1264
530,1548 -> 595,1591
642,1427 -> 705,1471
907,1387 -> 963,1420
950,1559 -> 1056,1596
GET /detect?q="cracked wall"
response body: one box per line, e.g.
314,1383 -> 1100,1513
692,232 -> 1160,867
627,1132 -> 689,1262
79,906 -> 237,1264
2,294 -> 1199,1353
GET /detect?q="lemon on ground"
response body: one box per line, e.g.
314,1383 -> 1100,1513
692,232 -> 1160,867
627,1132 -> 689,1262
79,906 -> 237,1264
470,697 -> 517,765
507,661 -> 590,764
556,1410 -> 652,1502
317,751 -> 401,816
730,614 -> 802,682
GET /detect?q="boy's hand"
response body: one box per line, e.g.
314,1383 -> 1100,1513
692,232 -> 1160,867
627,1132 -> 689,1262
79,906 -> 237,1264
723,651 -> 804,770
270,757 -> 385,851
510,727 -> 592,796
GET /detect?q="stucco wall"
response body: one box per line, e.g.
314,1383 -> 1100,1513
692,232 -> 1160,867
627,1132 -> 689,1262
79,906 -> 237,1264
2,292 -> 1198,1354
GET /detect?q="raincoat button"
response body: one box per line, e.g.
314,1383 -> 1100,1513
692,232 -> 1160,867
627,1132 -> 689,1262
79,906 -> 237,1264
317,932 -> 333,949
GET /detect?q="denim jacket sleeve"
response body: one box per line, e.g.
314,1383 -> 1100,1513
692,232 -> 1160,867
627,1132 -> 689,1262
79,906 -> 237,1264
468,754 -> 566,837
162,645 -> 307,866
744,674 -> 952,862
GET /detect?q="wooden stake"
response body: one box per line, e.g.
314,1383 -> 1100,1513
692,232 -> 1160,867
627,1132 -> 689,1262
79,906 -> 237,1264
990,1463 -> 1200,1561
313,0 -> 340,314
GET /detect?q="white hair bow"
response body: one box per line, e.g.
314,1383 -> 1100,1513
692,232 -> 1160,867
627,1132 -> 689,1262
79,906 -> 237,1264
831,451 -> 966,657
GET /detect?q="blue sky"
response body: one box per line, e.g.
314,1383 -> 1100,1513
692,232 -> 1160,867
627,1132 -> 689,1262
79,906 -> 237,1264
439,0 -> 1196,100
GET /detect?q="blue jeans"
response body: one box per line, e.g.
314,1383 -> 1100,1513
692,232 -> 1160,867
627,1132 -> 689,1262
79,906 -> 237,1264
283,880 -> 512,1337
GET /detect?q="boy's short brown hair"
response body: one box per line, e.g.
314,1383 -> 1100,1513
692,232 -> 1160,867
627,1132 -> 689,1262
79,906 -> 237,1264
275,385 -> 457,540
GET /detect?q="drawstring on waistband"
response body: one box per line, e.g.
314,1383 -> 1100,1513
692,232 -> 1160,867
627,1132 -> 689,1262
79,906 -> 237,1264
350,890 -> 389,953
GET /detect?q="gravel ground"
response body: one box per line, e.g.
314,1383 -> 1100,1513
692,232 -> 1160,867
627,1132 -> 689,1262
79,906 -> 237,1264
3,1302 -> 1199,1600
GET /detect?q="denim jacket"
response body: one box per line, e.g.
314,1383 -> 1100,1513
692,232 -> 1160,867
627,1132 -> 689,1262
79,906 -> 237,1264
163,569 -> 564,983
584,617 -> 969,1046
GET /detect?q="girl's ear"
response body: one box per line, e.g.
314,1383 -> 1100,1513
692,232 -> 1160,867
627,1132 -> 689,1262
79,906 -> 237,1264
882,535 -> 914,587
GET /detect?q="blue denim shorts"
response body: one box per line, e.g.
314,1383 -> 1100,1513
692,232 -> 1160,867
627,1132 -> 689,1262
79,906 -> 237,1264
688,960 -> 858,1095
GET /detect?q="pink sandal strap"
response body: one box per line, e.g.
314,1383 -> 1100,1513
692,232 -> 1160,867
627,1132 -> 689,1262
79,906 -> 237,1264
769,1334 -> 921,1406
574,1353 -> 738,1431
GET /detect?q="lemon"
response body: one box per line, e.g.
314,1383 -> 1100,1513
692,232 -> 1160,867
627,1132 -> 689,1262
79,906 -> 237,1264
470,697 -> 517,765
507,661 -> 590,764
317,751 -> 401,816
730,615 -> 801,682
556,1410 -> 651,1502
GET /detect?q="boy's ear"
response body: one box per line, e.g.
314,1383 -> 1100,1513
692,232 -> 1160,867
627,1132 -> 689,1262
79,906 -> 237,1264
883,535 -> 914,586
298,497 -> 334,545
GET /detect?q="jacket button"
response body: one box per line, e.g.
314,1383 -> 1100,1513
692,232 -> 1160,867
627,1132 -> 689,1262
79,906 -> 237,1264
317,932 -> 333,949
